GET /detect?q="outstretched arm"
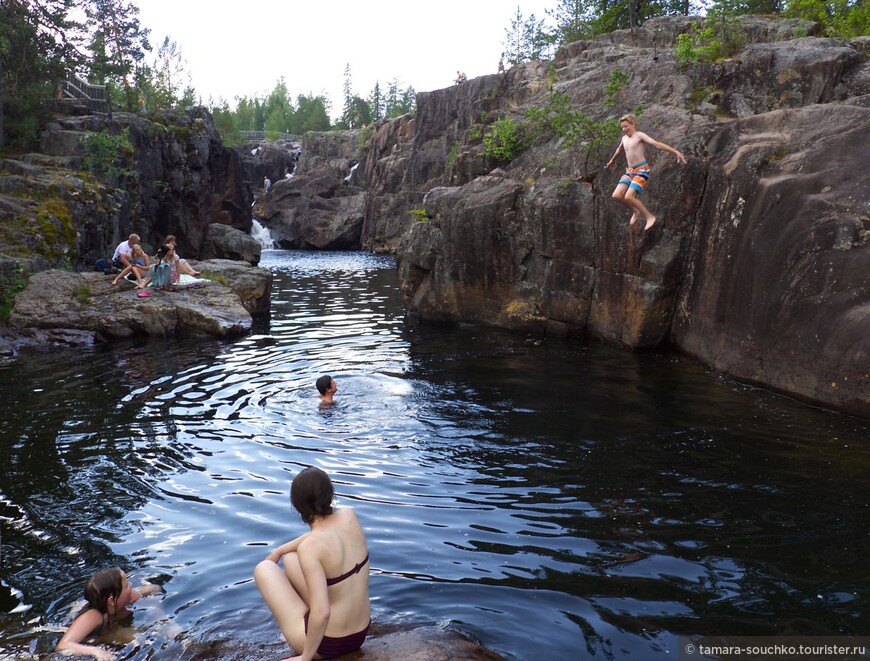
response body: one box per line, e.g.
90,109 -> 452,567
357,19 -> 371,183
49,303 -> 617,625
56,609 -> 113,660
642,133 -> 687,164
606,141 -> 624,170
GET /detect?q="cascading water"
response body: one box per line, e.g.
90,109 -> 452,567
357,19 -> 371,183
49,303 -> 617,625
344,161 -> 359,182
251,219 -> 276,249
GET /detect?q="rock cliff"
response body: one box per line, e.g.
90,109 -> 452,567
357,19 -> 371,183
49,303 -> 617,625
0,106 -> 251,275
0,107 -> 264,351
356,16 -> 869,416
253,130 -> 366,250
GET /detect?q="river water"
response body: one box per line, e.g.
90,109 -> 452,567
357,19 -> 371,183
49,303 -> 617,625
0,250 -> 868,660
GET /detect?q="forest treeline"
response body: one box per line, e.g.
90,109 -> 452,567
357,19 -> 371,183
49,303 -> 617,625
1,0 -> 866,149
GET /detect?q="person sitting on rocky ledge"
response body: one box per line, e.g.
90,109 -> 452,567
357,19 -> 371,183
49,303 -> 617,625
254,466 -> 371,660
163,235 -> 201,277
111,244 -> 150,288
111,233 -> 140,271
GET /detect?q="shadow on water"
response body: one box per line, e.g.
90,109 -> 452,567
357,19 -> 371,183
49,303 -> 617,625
0,250 -> 868,659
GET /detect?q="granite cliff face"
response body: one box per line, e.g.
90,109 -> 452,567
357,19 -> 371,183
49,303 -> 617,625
352,16 -> 869,415
0,107 -> 261,351
1,106 -> 251,273
253,130 -> 366,250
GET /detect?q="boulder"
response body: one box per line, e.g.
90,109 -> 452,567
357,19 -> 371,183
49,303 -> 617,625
170,624 -> 504,661
255,164 -> 365,250
5,259 -> 271,348
200,223 -> 262,265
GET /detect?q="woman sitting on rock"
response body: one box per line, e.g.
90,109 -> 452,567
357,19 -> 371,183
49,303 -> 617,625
254,466 -> 371,660
111,245 -> 150,289
164,235 -> 201,277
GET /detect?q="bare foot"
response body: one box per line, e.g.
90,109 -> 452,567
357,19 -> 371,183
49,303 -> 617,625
111,279 -> 119,286
644,215 -> 657,231
629,212 -> 639,226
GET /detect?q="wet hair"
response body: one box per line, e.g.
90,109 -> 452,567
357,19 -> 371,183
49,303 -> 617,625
619,113 -> 638,126
315,375 -> 333,395
83,567 -> 124,617
291,466 -> 334,525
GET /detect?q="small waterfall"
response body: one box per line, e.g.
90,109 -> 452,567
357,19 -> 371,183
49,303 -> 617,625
251,219 -> 276,249
344,161 -> 360,182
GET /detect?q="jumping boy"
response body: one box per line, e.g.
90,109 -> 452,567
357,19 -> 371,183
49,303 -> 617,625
606,114 -> 687,231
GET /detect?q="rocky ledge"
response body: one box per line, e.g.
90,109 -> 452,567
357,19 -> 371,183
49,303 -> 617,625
177,624 -> 505,661
0,259 -> 271,358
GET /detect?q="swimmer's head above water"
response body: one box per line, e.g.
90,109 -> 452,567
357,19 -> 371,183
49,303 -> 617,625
316,374 -> 337,404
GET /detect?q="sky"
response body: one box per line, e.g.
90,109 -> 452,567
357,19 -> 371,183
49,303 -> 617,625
135,1 -> 556,120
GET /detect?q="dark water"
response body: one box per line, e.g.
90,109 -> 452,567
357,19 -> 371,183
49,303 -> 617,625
0,250 -> 868,660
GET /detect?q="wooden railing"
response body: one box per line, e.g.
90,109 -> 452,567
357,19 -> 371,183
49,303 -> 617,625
59,73 -> 109,113
239,131 -> 299,142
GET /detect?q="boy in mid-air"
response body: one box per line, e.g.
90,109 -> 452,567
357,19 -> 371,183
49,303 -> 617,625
606,114 -> 687,231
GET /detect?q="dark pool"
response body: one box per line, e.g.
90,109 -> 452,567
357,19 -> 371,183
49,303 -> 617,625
0,250 -> 868,659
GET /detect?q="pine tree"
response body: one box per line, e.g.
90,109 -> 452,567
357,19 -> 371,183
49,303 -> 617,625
85,0 -> 151,111
369,81 -> 384,121
144,36 -> 194,110
503,6 -> 551,65
0,0 -> 83,146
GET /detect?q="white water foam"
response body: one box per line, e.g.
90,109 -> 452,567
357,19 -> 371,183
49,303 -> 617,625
251,219 -> 276,249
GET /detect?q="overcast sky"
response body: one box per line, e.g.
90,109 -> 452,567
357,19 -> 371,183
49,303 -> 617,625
135,1 -> 556,119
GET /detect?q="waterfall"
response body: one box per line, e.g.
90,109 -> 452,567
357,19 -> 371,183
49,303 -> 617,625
251,219 -> 276,249
344,161 -> 360,182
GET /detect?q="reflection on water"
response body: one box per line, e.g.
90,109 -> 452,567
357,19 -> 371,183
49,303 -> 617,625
0,250 -> 868,659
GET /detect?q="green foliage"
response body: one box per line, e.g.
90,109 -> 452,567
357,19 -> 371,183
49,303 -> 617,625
409,209 -> 430,222
0,0 -> 75,148
211,106 -> 242,146
604,69 -> 630,109
676,27 -> 716,64
483,116 -> 527,163
704,2 -> 745,60
0,266 -> 26,322
525,85 -> 626,176
202,272 -> 229,286
446,141 -> 461,171
676,14 -> 742,66
785,0 -> 870,37
74,284 -> 93,302
85,0 -> 152,112
358,125 -> 374,152
468,125 -> 482,142
80,128 -> 136,181
139,36 -> 195,111
503,6 -> 553,65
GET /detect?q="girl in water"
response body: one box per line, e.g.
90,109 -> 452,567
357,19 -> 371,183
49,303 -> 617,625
56,567 -> 160,660
254,466 -> 371,660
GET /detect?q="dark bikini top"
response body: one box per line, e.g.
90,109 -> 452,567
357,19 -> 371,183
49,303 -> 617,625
325,553 -> 369,586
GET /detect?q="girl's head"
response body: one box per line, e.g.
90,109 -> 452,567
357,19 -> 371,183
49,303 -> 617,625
291,467 -> 334,525
83,568 -> 133,616
132,245 -> 145,256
